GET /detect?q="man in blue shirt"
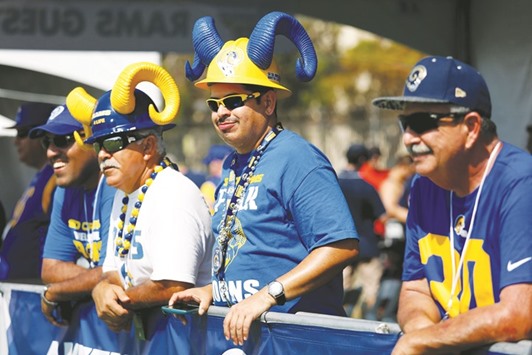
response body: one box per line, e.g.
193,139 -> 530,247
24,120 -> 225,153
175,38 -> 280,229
373,56 -> 532,353
0,102 -> 57,280
169,12 -> 359,346
29,104 -> 115,326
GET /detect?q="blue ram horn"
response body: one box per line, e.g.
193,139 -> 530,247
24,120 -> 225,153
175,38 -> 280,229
248,11 -> 317,82
185,16 -> 224,82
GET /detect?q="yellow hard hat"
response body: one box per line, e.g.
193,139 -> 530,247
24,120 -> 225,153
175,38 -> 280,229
195,38 -> 291,98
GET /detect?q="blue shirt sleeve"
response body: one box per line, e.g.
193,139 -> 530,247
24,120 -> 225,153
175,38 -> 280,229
290,164 -> 359,251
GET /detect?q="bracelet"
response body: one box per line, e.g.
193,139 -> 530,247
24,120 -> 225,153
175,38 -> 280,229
41,285 -> 59,307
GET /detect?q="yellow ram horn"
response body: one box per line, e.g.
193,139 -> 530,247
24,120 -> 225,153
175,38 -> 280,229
66,87 -> 97,150
110,62 -> 180,125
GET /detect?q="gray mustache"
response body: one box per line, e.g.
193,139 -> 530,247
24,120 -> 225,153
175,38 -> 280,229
100,160 -> 120,171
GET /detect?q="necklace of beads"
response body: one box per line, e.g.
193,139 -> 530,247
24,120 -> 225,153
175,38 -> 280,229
213,123 -> 283,281
115,157 -> 176,257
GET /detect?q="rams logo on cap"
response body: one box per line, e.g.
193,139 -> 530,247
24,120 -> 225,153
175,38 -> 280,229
406,64 -> 427,92
48,105 -> 65,121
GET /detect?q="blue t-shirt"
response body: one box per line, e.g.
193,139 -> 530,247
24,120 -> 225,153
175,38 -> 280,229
403,142 -> 532,318
43,177 -> 115,268
211,129 -> 358,315
0,165 -> 56,279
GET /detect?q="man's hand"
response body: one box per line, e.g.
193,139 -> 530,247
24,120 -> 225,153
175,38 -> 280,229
168,284 -> 213,317
223,289 -> 276,346
41,299 -> 68,327
41,285 -> 68,327
92,279 -> 132,332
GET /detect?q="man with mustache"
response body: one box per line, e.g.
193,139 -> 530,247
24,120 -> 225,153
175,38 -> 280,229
67,62 -> 213,334
29,104 -> 116,326
169,12 -> 359,346
373,56 -> 532,354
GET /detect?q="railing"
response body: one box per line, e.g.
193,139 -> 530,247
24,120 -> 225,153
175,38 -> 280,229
1,282 -> 530,354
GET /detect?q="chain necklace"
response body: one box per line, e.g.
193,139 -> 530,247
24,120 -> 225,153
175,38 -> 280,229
115,157 -> 177,257
213,123 -> 283,305
443,141 -> 502,320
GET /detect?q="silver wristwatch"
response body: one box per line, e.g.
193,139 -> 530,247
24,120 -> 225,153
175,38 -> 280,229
41,284 -> 59,307
267,281 -> 286,305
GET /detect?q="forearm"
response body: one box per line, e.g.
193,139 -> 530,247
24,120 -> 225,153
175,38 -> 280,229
125,279 -> 193,310
44,267 -> 102,302
41,258 -> 88,284
277,238 -> 358,301
397,279 -> 441,333
395,283 -> 532,354
401,301 -> 531,354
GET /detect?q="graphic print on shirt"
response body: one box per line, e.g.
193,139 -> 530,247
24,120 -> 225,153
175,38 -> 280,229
70,218 -> 103,263
418,232 -> 495,317
211,174 -> 261,304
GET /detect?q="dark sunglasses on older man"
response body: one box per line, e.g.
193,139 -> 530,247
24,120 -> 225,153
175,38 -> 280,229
398,112 -> 465,134
42,134 -> 78,149
93,134 -> 145,154
206,92 -> 262,112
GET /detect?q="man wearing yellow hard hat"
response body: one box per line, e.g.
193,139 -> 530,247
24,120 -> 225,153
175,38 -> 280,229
169,11 -> 360,346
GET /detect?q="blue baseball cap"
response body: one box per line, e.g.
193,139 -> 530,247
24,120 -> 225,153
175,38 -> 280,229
29,105 -> 83,138
85,89 -> 175,144
372,56 -> 492,118
203,144 -> 233,165
7,102 -> 57,129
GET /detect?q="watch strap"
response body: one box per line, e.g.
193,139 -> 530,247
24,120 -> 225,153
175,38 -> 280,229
41,285 -> 59,307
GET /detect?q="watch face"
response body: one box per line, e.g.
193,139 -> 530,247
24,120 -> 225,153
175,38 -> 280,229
269,281 -> 283,296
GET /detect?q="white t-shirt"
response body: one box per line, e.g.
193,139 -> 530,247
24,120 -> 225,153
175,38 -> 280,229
103,167 -> 213,289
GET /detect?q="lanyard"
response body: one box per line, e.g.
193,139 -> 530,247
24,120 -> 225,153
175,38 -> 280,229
213,123 -> 283,286
87,175 -> 106,268
444,141 -> 501,319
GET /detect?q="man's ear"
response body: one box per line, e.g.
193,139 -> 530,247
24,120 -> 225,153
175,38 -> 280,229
464,112 -> 482,149
263,91 -> 277,116
142,134 -> 157,160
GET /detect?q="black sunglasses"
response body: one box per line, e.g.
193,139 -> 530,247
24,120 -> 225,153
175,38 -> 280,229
398,112 -> 465,134
42,134 -> 77,149
93,134 -> 144,154
206,92 -> 261,112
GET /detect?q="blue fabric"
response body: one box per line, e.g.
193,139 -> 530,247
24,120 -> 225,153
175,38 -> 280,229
4,287 -> 518,354
403,142 -> 532,317
211,129 -> 358,315
338,170 -> 384,259
43,178 -> 115,266
0,165 -> 56,280
5,289 -> 399,355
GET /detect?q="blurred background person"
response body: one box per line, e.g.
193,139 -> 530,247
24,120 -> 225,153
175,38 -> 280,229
0,201 -> 6,243
0,102 -> 57,280
366,154 -> 414,322
200,144 -> 233,212
339,144 -> 386,318
359,146 -> 390,192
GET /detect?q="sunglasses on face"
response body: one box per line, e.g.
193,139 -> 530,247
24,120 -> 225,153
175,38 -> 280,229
93,134 -> 144,154
398,112 -> 465,134
206,92 -> 262,112
41,134 -> 78,150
